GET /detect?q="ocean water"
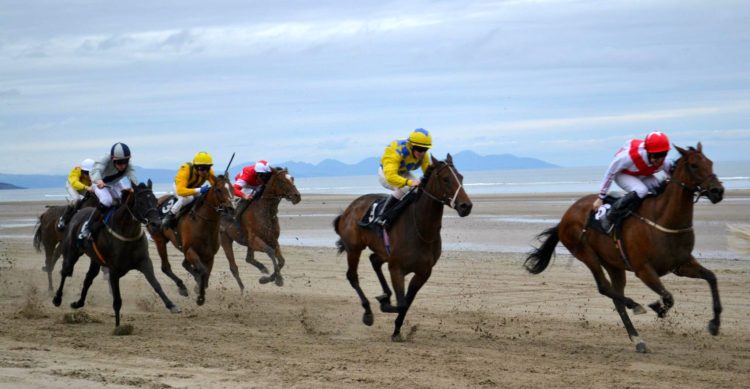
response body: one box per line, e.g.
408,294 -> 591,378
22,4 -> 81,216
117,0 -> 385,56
1,161 -> 748,202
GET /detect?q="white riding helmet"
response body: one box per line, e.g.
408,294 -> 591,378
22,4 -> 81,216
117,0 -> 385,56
254,160 -> 272,173
80,158 -> 95,172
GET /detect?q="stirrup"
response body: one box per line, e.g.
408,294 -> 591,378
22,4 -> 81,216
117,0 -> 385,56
78,221 -> 91,240
56,217 -> 66,231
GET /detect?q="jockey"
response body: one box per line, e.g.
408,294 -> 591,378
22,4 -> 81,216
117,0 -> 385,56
57,158 -> 96,230
162,151 -> 217,228
233,160 -> 272,221
78,142 -> 138,240
594,131 -> 673,231
367,128 -> 432,227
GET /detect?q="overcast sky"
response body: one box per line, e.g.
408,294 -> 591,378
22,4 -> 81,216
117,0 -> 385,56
1,0 -> 749,174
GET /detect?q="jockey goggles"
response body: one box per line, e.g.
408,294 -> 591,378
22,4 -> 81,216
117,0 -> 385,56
412,145 -> 429,153
195,165 -> 212,172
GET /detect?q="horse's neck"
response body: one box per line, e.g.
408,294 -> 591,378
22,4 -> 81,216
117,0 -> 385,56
413,188 -> 445,233
649,178 -> 694,227
256,197 -> 281,216
109,204 -> 139,234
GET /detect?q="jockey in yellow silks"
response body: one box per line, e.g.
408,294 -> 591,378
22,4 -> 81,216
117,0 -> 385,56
369,128 -> 432,227
162,151 -> 217,228
56,158 -> 95,231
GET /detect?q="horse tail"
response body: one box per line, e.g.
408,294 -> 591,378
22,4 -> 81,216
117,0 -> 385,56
524,224 -> 560,274
332,214 -> 341,235
332,215 -> 347,254
33,219 -> 42,253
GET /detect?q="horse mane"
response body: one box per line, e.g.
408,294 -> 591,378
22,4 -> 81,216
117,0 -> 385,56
651,145 -> 698,196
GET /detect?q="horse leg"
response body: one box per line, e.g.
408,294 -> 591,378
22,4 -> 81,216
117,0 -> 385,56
634,264 -> 674,318
392,270 -> 431,342
604,265 -> 648,353
578,248 -> 646,313
672,257 -> 722,336
380,264 -> 406,314
220,231 -> 245,293
71,260 -> 101,309
137,257 -> 181,314
369,253 -> 393,305
185,248 -> 208,306
255,238 -> 283,286
109,272 -> 123,327
345,248 -> 374,326
44,243 -> 60,292
155,238 -> 188,296
274,244 -> 284,270
245,249 -> 267,272
52,249 -> 81,307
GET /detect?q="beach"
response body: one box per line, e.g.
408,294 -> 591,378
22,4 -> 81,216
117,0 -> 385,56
1,192 -> 749,388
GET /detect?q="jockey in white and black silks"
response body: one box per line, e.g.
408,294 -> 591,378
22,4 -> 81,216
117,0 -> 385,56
78,142 -> 138,240
594,131 -> 673,231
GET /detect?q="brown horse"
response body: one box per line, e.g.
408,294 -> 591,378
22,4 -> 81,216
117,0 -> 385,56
525,143 -> 724,353
334,154 -> 472,341
148,175 -> 235,305
33,193 -> 98,291
219,167 -> 301,292
52,180 -> 180,328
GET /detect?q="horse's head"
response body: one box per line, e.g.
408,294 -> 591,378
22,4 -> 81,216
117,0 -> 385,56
208,175 -> 236,217
130,179 -> 161,230
674,143 -> 724,204
266,167 -> 302,204
422,154 -> 472,217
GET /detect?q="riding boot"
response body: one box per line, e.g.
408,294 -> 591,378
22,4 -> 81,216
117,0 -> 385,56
162,211 -> 177,229
234,199 -> 250,223
605,191 -> 642,231
375,195 -> 399,228
78,203 -> 108,241
56,204 -> 76,231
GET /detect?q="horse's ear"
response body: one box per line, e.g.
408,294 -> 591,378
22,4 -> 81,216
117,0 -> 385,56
147,179 -> 152,189
446,153 -> 453,164
675,145 -> 688,156
697,142 -> 702,153
431,155 -> 439,165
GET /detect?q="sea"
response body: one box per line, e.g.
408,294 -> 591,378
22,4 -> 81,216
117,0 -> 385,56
1,162 -> 748,202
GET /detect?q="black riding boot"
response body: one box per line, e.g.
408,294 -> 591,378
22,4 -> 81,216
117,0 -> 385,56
56,203 -> 77,231
162,211 -> 177,229
78,203 -> 108,241
235,199 -> 250,223
603,191 -> 642,231
374,195 -> 400,228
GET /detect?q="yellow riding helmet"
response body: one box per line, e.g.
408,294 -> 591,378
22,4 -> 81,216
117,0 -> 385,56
408,128 -> 432,148
193,151 -> 213,166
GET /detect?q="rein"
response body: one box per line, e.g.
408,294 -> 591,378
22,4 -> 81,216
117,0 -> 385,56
420,163 -> 463,209
630,212 -> 693,234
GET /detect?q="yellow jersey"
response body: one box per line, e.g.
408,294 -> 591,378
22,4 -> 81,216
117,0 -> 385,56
174,163 -> 217,197
380,139 -> 430,188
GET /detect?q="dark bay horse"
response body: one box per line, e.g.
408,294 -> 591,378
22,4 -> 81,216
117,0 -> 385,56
148,175 -> 235,305
219,167 -> 301,292
52,180 -> 180,328
334,154 -> 472,341
34,194 -> 98,291
525,144 -> 724,353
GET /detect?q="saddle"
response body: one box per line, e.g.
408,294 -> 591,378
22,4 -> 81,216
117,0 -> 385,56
588,195 -> 620,235
358,197 -> 390,228
158,195 -> 200,228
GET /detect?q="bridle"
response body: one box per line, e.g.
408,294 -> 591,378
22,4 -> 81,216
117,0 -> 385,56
668,152 -> 720,203
420,162 -> 464,209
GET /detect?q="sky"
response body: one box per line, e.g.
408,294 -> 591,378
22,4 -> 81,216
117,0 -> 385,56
1,0 -> 749,174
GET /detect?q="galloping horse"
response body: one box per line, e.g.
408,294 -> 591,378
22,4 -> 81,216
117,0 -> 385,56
33,194 -> 98,291
219,167 -> 301,292
525,144 -> 724,352
53,181 -> 180,328
334,154 -> 472,341
148,175 -> 235,305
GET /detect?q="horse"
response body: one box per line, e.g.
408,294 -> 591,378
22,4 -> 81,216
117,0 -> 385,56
333,154 -> 473,341
148,174 -> 235,305
219,167 -> 301,292
33,193 -> 98,291
524,143 -> 724,353
52,180 -> 181,328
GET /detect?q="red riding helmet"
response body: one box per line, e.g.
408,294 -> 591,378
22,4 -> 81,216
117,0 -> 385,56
644,131 -> 670,153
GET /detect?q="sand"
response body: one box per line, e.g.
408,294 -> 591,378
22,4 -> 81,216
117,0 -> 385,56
1,192 -> 749,388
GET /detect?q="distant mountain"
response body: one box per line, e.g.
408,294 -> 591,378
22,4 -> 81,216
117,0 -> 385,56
0,182 -> 24,190
0,151 -> 558,187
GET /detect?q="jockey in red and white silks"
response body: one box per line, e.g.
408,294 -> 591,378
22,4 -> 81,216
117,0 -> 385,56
597,132 -> 673,201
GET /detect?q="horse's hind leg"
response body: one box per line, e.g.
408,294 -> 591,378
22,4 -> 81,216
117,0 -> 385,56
71,260 -> 101,309
369,254 -> 393,305
220,231 -> 245,292
672,256 -> 722,336
578,248 -> 645,313
604,265 -> 648,353
246,249 -> 268,273
633,264 -> 674,318
137,257 -> 181,314
392,270 -> 431,342
155,239 -> 188,297
52,247 -> 81,307
345,248 -> 374,326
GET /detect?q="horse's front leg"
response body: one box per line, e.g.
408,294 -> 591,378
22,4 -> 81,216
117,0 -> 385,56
154,235 -> 188,296
137,255 -> 181,314
369,254 -> 393,306
71,259 -> 101,309
392,270 -> 432,342
634,264 -> 674,318
387,265 -> 409,342
673,257 -> 722,335
184,248 -> 208,306
253,237 -> 283,286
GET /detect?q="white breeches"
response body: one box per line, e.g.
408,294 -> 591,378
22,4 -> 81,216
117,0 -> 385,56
170,184 -> 195,213
65,182 -> 84,202
94,178 -> 131,207
378,166 -> 416,200
614,173 -> 662,198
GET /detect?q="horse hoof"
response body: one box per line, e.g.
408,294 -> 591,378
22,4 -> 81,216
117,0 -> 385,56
169,305 -> 182,314
363,313 -> 374,326
70,301 -> 83,309
113,324 -> 134,336
632,304 -> 647,315
274,275 -> 284,287
648,302 -> 667,318
708,320 -> 720,336
258,266 -> 270,274
52,296 -> 62,307
196,296 -> 205,306
391,333 -> 404,343
375,294 -> 390,304
635,341 -> 650,353
259,275 -> 273,284
178,287 -> 189,297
